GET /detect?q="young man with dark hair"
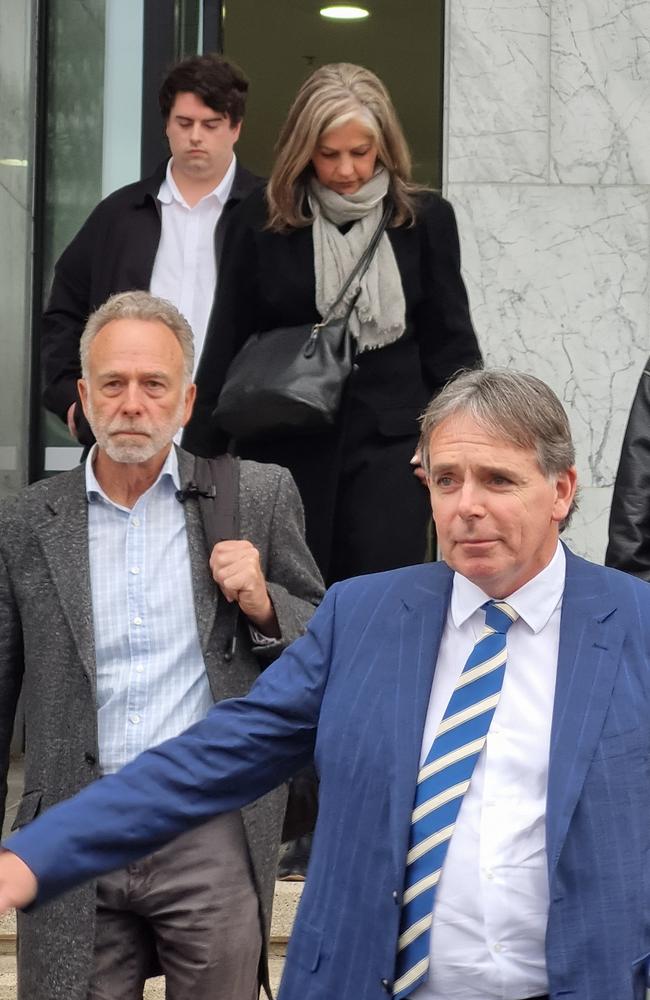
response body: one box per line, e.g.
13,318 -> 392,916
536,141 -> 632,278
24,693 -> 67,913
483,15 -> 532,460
41,53 -> 262,448
157,52 -> 249,123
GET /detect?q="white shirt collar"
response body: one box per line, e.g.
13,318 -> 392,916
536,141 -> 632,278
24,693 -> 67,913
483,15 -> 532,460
158,154 -> 237,209
450,540 -> 566,634
85,444 -> 181,504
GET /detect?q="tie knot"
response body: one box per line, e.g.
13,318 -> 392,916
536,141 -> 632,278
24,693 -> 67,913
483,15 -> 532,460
483,600 -> 518,634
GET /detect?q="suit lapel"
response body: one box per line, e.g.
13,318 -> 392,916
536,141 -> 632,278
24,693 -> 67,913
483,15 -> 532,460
33,466 -> 97,685
546,548 -> 624,881
177,449 -> 218,653
378,551 -> 625,894
389,567 -> 452,877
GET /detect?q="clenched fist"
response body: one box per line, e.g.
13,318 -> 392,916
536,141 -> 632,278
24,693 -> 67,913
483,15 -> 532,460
0,850 -> 37,914
209,540 -> 279,637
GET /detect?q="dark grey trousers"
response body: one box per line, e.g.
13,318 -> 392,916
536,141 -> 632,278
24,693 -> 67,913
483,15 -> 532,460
87,811 -> 261,1000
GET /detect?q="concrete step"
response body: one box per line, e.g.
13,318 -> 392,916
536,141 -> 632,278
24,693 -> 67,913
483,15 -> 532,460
0,913 -> 15,957
270,879 -> 302,941
0,880 -> 302,998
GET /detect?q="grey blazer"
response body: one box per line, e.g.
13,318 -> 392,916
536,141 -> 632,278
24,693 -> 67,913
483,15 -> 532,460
0,448 -> 323,1000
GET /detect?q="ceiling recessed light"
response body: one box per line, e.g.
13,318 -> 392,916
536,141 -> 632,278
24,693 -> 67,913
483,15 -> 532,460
320,5 -> 370,20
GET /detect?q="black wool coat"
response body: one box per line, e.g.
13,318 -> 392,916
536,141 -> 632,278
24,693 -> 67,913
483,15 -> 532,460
184,186 -> 483,583
41,160 -> 263,446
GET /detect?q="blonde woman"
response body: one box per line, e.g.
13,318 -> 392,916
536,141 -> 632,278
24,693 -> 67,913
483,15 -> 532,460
187,63 -> 481,584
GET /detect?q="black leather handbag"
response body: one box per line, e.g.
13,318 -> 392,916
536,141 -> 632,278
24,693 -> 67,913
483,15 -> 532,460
212,206 -> 391,441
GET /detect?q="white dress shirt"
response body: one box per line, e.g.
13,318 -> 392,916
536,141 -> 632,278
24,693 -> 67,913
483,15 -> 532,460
149,154 -> 237,372
86,446 -> 213,774
412,543 -> 566,1000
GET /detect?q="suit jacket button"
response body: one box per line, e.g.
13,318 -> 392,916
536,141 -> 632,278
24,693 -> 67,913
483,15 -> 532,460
84,751 -> 96,765
380,978 -> 392,992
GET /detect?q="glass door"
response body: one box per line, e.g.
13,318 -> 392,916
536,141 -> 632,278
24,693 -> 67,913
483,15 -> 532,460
222,0 -> 444,187
0,0 -> 37,496
34,0 -> 443,477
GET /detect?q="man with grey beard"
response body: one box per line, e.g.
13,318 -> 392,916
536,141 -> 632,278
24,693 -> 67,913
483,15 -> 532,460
0,291 -> 323,1000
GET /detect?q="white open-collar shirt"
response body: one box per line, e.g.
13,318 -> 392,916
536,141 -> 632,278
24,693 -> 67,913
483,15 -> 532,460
150,154 -> 237,374
412,542 -> 565,1000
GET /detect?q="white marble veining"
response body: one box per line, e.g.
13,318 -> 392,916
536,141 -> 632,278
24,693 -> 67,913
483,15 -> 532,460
446,0 -> 550,184
444,0 -> 650,562
550,0 -> 650,184
449,183 -> 649,491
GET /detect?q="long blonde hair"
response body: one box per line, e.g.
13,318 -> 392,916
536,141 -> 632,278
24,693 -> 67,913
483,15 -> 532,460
266,63 -> 424,231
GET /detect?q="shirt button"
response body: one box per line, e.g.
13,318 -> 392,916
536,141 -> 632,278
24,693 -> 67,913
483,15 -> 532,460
493,943 -> 504,953
485,869 -> 494,880
135,664 -> 144,674
130,714 -> 141,725
130,566 -> 140,575
133,616 -> 142,626
131,517 -> 140,527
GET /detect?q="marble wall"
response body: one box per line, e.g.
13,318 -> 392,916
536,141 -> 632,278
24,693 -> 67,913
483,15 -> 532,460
443,0 -> 650,562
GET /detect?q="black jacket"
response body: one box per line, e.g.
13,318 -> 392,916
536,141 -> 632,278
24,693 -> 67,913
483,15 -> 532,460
605,359 -> 650,577
185,186 -> 481,454
184,186 -> 481,581
41,159 -> 263,446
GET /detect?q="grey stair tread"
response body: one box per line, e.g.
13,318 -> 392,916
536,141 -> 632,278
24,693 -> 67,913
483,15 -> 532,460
0,954 -> 287,998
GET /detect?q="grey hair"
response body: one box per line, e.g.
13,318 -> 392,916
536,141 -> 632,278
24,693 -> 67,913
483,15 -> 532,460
419,369 -> 579,528
80,291 -> 195,382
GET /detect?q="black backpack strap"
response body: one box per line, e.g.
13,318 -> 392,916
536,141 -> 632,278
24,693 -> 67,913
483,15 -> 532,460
192,453 -> 240,546
190,454 -> 241,661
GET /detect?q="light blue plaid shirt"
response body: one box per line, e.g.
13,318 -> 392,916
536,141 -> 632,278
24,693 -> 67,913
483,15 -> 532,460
86,446 -> 213,774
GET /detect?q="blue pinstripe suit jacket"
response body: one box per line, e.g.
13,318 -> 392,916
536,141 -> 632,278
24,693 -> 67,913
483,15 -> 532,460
8,545 -> 650,1000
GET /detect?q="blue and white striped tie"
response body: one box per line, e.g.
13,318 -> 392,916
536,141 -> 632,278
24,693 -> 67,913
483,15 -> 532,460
393,599 -> 518,1000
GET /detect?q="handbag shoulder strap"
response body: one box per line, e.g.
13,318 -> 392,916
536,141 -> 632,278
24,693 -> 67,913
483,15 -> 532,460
325,202 -> 393,317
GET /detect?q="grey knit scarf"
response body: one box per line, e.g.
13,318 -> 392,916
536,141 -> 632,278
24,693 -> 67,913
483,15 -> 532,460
309,167 -> 406,353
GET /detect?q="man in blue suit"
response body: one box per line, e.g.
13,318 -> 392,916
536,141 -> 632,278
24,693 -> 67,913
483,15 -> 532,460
0,369 -> 649,1000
